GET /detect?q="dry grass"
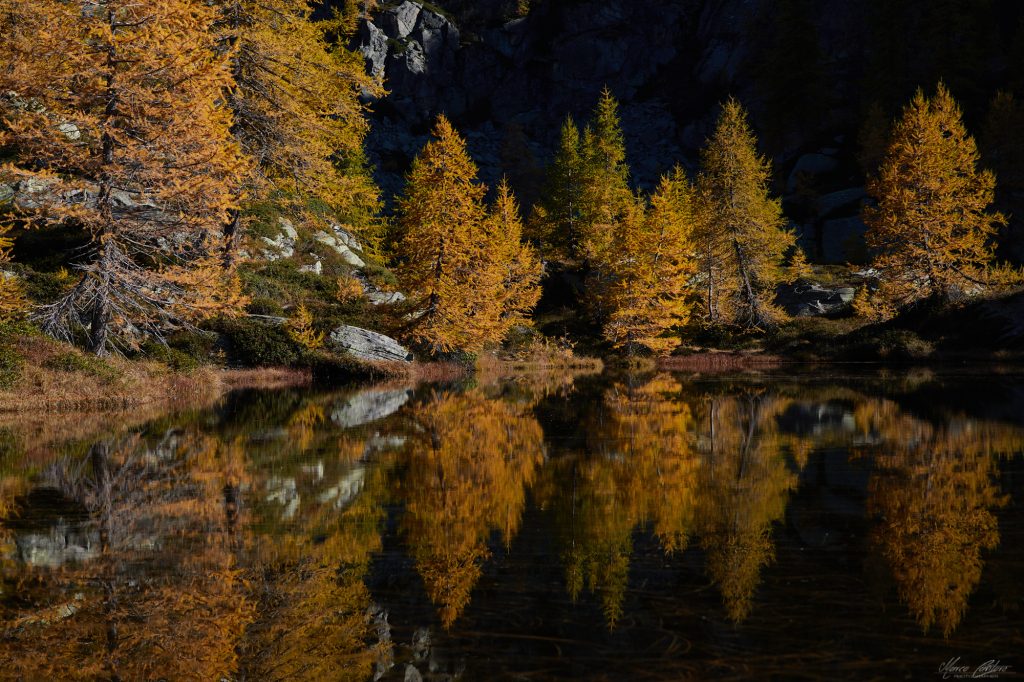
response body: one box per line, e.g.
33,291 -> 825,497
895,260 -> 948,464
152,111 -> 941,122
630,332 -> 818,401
407,361 -> 473,383
479,335 -> 605,375
220,367 -> 312,391
0,335 -> 315,414
0,334 -> 217,413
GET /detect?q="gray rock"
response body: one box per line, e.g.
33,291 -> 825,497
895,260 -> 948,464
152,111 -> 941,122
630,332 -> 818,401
317,466 -> 367,509
277,216 -> 298,240
381,1 -> 422,40
358,21 -> 390,79
331,387 -> 412,428
777,282 -> 857,317
299,259 -> 323,275
314,230 -> 365,268
330,325 -> 413,364
787,153 -> 840,193
260,234 -> 295,260
265,477 -> 300,520
403,665 -> 423,682
57,122 -> 80,141
13,521 -> 100,568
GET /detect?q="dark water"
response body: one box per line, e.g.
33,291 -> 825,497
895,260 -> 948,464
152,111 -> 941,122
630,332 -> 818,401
2,368 -> 1024,680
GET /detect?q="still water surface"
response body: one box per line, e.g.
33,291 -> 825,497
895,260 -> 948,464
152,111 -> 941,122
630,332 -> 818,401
2,368 -> 1023,680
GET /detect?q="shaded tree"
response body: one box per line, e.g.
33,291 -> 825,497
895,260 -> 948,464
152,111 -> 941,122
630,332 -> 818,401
527,116 -> 583,258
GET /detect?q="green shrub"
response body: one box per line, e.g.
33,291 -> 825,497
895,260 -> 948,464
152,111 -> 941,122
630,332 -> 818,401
219,317 -> 303,367
360,263 -> 399,289
245,297 -> 286,317
243,200 -> 285,240
15,267 -> 76,305
239,260 -> 335,304
141,331 -> 214,373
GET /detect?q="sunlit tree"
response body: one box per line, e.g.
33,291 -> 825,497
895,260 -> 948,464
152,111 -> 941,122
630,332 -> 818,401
696,99 -> 793,329
397,118 -> 541,353
863,84 -> 1008,315
0,0 -> 247,354
216,0 -> 382,252
603,169 -> 698,353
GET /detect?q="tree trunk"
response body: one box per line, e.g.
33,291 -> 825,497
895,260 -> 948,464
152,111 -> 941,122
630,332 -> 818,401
89,7 -> 118,357
732,238 -> 764,327
87,249 -> 112,356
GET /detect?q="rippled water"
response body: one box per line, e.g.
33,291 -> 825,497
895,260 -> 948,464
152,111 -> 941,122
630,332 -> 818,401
2,368 -> 1023,680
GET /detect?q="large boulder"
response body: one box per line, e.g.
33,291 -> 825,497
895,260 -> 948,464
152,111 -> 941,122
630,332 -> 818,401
777,282 -> 856,317
820,216 -> 868,264
330,325 -> 413,363
814,187 -> 866,218
787,153 -> 840,192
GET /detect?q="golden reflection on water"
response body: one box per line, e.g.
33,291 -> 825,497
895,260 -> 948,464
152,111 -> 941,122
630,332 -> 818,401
0,372 -> 1022,678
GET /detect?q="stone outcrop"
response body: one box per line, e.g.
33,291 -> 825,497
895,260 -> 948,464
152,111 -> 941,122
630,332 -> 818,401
330,325 -> 414,363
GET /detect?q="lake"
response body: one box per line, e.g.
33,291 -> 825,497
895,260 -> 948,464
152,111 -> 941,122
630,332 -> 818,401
2,367 -> 1023,680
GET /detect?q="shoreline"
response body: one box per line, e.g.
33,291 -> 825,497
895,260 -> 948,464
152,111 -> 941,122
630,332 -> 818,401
3,339 -> 1024,418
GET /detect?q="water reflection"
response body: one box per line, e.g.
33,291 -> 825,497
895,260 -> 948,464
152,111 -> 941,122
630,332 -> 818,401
400,390 -> 544,629
1,370 -> 1022,679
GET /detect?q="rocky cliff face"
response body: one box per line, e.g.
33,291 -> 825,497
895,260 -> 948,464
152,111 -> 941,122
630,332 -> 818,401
343,0 -> 1021,261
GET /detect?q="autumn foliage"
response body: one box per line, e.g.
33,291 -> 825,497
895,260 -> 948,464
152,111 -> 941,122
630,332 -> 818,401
397,116 -> 541,354
0,0 -> 247,355
863,84 -> 1010,315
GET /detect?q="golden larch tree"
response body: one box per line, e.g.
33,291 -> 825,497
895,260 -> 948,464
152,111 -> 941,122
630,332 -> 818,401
697,98 -> 793,329
399,390 -> 545,629
397,117 -> 540,354
218,0 -> 382,251
478,179 -> 544,341
863,84 -> 1005,314
0,0 -> 247,355
603,168 -> 698,353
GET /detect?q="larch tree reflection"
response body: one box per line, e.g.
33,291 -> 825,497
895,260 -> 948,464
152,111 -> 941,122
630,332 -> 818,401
399,390 -> 545,629
693,390 -> 808,622
860,402 -> 1021,637
540,374 -> 700,628
0,434 -> 255,680
241,432 -> 391,681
